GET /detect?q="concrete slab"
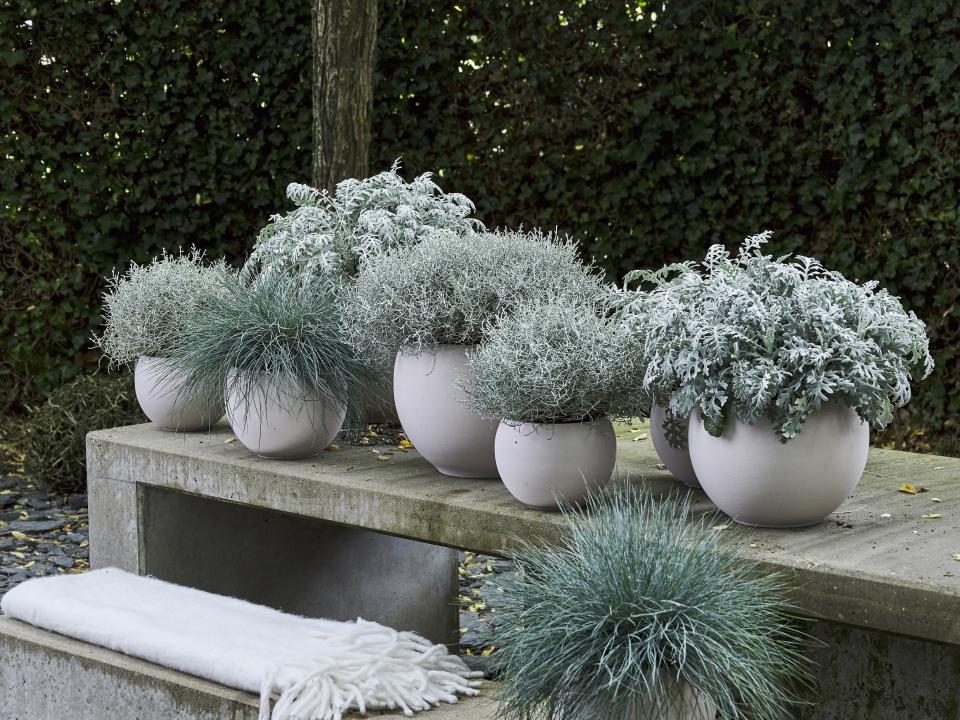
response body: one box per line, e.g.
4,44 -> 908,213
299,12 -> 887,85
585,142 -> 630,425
0,616 -> 497,720
88,422 -> 960,646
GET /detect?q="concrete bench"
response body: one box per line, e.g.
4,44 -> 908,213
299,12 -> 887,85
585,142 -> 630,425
0,616 -> 496,720
5,420 -> 959,719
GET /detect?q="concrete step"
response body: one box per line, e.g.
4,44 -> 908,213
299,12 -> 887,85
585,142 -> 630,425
0,616 -> 497,720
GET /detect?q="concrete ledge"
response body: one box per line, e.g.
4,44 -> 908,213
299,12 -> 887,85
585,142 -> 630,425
0,616 -> 496,720
87,422 -> 960,646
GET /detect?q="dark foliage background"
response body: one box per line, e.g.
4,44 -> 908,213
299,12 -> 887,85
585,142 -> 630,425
3,1 -> 958,454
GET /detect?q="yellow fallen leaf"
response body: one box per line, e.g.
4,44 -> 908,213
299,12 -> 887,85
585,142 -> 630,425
325,444 -> 340,452
922,513 -> 942,519
953,554 -> 960,561
481,646 -> 495,656
399,438 -> 413,449
899,483 -> 918,495
11,531 -> 31,542
376,454 -> 391,461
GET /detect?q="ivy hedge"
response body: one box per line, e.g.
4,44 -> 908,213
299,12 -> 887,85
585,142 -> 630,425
3,1 -> 958,454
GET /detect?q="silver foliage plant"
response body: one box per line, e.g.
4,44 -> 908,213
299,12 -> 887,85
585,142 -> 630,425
242,160 -> 482,282
166,270 -> 376,424
464,300 -> 644,424
343,228 -> 607,366
489,484 -> 813,720
94,248 -> 231,366
611,231 -> 934,438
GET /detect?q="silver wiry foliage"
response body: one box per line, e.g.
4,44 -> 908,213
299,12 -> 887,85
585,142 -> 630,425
166,270 -> 377,422
489,485 -> 813,720
463,300 -> 645,424
94,248 -> 231,366
343,229 -> 608,367
611,231 -> 934,438
242,160 -> 482,282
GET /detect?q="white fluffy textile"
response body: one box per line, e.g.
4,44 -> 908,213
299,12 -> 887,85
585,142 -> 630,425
0,568 -> 481,720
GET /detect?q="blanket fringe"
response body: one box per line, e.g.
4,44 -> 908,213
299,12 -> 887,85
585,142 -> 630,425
259,620 -> 483,720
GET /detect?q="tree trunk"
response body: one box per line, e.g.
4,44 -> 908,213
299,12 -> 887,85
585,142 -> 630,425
311,0 -> 378,192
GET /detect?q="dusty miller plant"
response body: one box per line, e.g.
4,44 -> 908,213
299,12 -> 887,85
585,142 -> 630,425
343,228 -> 608,367
489,484 -> 813,720
611,231 -> 933,438
166,270 -> 376,425
463,300 -> 644,424
242,160 -> 482,282
94,248 -> 231,366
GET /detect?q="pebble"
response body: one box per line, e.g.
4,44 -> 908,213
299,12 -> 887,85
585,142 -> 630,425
0,477 -> 18,491
0,494 -> 17,510
49,555 -> 75,569
5,519 -> 67,533
67,494 -> 88,510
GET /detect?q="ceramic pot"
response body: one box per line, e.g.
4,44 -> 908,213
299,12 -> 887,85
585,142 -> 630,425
225,372 -> 346,460
495,417 -> 616,508
688,404 -> 869,527
134,356 -> 223,431
393,345 -> 498,478
555,678 -> 715,719
650,404 -> 699,487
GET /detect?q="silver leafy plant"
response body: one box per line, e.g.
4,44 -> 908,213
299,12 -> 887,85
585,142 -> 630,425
488,484 -> 814,720
463,299 -> 645,424
611,231 -> 934,438
242,160 -> 482,282
165,270 -> 378,429
343,228 -> 608,368
94,248 -> 232,367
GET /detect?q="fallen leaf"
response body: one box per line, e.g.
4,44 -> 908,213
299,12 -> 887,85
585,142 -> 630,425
880,513 -> 892,518
953,554 -> 960,561
11,530 -> 31,542
399,438 -> 413,449
748,543 -> 758,548
325,444 -> 340,452
899,483 -> 918,495
922,513 -> 942,519
713,524 -> 729,531
481,646 -> 495,656
376,454 -> 391,461
224,437 -> 237,444
932,498 -> 943,503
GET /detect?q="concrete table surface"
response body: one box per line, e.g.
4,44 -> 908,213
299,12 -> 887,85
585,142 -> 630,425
87,422 -> 960,646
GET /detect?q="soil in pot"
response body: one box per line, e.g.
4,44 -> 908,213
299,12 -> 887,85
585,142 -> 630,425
393,344 -> 498,478
495,417 -> 616,508
688,403 -> 869,527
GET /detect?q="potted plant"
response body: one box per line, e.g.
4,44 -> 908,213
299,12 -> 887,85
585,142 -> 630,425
344,229 -> 605,478
169,271 -> 375,459
463,300 -> 643,508
94,249 -> 230,431
242,160 -> 482,423
617,231 -> 933,526
488,485 -> 813,719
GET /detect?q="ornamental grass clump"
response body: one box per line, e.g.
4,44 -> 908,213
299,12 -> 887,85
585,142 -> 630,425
490,485 -> 813,720
167,271 -> 376,424
464,300 -> 644,424
94,248 -> 231,366
344,229 -> 607,366
242,160 -> 482,282
611,231 -> 934,438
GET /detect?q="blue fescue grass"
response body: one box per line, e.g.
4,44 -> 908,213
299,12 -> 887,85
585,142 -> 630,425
489,484 -> 814,720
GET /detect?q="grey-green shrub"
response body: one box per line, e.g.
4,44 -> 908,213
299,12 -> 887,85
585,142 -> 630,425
489,485 -> 813,720
343,228 -> 607,367
611,231 -> 934,438
242,160 -> 482,282
26,373 -> 143,490
464,300 -> 644,424
94,249 -> 232,367
167,270 -> 377,423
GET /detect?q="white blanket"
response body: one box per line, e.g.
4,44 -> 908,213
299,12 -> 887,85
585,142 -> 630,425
0,568 -> 481,720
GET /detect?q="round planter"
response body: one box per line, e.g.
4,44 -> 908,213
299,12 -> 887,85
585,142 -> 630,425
688,404 -> 869,527
555,679 -> 715,719
225,372 -> 346,460
495,417 -> 616,508
650,404 -> 699,488
393,345 -> 498,478
134,356 -> 223,432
